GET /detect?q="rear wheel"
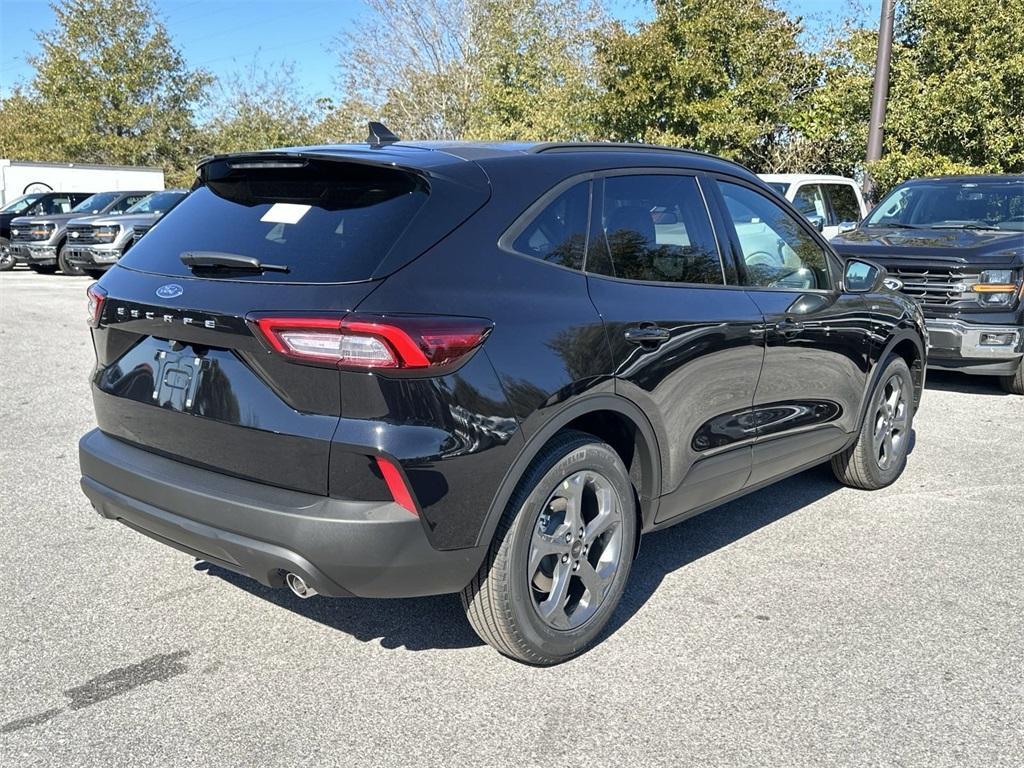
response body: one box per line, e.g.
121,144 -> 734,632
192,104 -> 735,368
461,430 -> 637,665
832,355 -> 914,489
999,359 -> 1024,395
58,245 -> 84,276
28,264 -> 58,275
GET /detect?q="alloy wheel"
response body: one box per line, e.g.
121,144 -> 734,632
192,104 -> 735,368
528,470 -> 624,631
872,374 -> 909,470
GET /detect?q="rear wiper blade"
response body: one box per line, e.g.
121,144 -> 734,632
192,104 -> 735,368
180,251 -> 289,273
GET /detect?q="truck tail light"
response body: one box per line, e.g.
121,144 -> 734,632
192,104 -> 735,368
251,314 -> 492,370
86,284 -> 107,327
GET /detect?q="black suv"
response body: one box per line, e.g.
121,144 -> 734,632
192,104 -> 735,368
79,135 -> 927,664
833,175 -> 1024,394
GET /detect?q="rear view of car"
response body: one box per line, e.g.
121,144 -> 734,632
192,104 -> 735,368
81,139 -> 925,664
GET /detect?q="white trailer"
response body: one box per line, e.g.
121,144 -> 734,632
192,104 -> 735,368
0,160 -> 164,206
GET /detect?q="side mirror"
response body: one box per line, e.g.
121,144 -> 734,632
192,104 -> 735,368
838,221 -> 857,234
806,213 -> 825,233
844,258 -> 887,293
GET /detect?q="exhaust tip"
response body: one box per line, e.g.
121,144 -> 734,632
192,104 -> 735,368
285,572 -> 318,599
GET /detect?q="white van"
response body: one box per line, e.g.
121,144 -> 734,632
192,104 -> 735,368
759,174 -> 868,240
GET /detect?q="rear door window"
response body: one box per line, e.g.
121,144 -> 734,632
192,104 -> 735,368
824,184 -> 862,224
589,174 -> 723,285
118,159 -> 431,283
792,184 -> 828,219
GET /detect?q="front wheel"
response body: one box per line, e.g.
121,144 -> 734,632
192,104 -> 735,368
28,264 -> 58,274
58,245 -> 84,276
461,430 -> 638,665
999,358 -> 1024,395
0,240 -> 13,271
832,355 -> 915,489
84,268 -> 106,280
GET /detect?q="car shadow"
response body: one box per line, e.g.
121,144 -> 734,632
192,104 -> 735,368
194,561 -> 485,651
196,461 -> 856,656
603,463 -> 844,639
925,370 -> 1009,396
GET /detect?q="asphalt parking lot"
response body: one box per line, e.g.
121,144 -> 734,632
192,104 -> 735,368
1,268 -> 1022,767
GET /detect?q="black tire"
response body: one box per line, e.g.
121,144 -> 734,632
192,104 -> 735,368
28,264 -> 58,274
461,429 -> 638,665
84,268 -> 106,280
58,244 -> 84,276
0,240 -> 13,271
832,355 -> 915,490
999,359 -> 1024,395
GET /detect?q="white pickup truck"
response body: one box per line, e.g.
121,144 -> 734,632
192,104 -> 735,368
759,174 -> 868,241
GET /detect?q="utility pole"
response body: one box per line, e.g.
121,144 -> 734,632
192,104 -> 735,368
864,0 -> 897,202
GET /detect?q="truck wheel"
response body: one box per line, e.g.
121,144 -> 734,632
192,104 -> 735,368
999,359 -> 1024,395
58,245 -> 84,276
0,240 -> 13,271
832,355 -> 915,490
461,430 -> 638,665
28,264 -> 58,275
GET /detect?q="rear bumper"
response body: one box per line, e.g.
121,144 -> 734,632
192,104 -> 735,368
11,243 -> 57,264
79,429 -> 487,598
925,318 -> 1023,375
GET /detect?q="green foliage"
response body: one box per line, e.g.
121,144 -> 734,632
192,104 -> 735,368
202,63 -> 326,155
467,0 -> 604,141
332,0 -> 603,141
868,0 -> 1024,195
0,0 -> 210,186
592,0 -> 820,170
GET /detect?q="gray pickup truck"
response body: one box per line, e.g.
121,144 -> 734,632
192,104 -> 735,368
832,175 -> 1024,394
64,190 -> 187,278
9,190 -> 153,275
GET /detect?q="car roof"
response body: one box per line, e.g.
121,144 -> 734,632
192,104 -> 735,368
902,174 -> 1024,184
204,140 -> 762,183
759,173 -> 858,184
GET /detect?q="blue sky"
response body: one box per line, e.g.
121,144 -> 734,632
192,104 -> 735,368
1,0 -> 879,102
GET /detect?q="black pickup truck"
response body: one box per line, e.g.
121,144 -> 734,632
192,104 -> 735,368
833,175 -> 1024,394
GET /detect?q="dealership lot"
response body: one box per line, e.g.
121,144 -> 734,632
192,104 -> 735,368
1,270 -> 1022,767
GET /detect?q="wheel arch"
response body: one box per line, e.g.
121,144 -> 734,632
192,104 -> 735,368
857,329 -> 926,428
475,395 -> 663,549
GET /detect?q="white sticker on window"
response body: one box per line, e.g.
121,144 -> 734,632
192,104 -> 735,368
260,203 -> 311,225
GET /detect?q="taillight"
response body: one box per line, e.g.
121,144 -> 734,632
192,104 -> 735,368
86,284 -> 107,327
251,314 -> 492,369
375,456 -> 417,515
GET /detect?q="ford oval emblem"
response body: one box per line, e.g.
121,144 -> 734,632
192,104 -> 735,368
156,284 -> 184,299
883,277 -> 903,291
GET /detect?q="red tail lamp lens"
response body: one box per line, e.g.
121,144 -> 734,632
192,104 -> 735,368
376,456 -> 417,515
86,284 -> 107,327
253,315 -> 491,369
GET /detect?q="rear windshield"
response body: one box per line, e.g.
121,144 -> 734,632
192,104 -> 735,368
119,159 -> 430,283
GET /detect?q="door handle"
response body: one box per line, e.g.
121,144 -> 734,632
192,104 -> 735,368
624,325 -> 671,346
774,318 -> 805,338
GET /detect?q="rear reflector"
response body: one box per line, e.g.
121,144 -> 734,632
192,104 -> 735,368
86,284 -> 107,327
251,314 -> 492,369
376,456 -> 417,515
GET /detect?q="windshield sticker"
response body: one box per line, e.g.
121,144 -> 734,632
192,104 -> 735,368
261,203 -> 311,225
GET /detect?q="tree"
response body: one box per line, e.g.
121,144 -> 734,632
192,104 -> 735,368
1,0 -> 210,185
867,0 -> 1024,194
331,0 -> 603,141
202,62 -> 326,154
592,0 -> 820,170
467,0 -> 604,141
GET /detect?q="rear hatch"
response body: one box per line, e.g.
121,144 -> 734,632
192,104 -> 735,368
91,149 -> 490,494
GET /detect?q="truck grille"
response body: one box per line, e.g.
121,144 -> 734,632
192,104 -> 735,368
132,224 -> 152,241
67,224 -> 100,245
889,266 -> 981,307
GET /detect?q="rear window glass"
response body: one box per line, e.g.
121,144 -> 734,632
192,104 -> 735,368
119,159 -> 429,283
